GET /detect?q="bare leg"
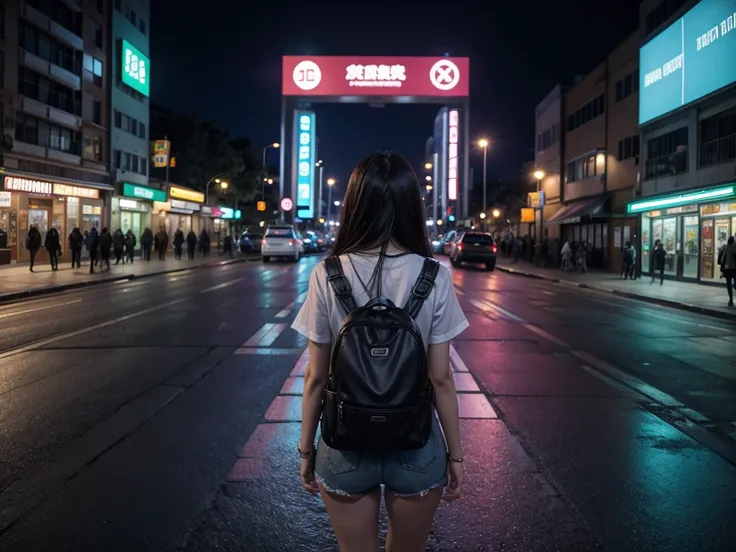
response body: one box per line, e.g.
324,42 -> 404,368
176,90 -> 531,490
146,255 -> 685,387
319,485 -> 381,552
385,487 -> 443,552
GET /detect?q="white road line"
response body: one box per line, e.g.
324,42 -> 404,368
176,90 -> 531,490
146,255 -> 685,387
483,300 -> 527,322
469,299 -> 498,320
450,345 -> 469,372
571,350 -> 684,407
523,324 -> 570,348
541,290 -> 555,296
455,288 -> 465,296
0,299 -> 82,319
242,323 -> 288,347
199,277 -> 245,294
275,301 -> 295,319
0,298 -> 187,361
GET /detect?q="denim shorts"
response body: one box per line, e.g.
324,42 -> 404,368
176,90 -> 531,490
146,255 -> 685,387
314,413 -> 447,497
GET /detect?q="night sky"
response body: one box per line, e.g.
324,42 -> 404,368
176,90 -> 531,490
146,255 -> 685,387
151,0 -> 641,196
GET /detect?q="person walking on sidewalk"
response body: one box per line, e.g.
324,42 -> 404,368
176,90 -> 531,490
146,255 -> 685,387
718,236 -> 736,307
199,230 -> 211,257
621,242 -> 634,279
173,228 -> 184,260
86,227 -> 99,274
26,225 -> 42,272
68,227 -> 83,268
186,229 -> 197,260
112,229 -> 125,265
155,227 -> 169,261
44,227 -> 61,271
99,228 -> 112,271
561,240 -> 572,272
650,239 -> 666,285
293,152 -> 467,552
125,230 -> 136,263
140,227 -> 153,261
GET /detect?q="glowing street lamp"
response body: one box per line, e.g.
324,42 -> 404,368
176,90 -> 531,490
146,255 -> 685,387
492,209 -> 501,218
478,138 -> 490,214
425,175 -> 432,182
424,162 -> 433,170
327,179 -> 336,222
479,212 -> 487,220
426,185 -> 433,192
533,169 -> 545,181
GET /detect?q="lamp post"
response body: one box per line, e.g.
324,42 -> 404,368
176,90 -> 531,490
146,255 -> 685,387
533,169 -> 545,241
326,178 -> 335,224
205,176 -> 228,205
262,142 -> 280,169
261,177 -> 273,200
478,139 -> 489,225
316,160 -> 324,219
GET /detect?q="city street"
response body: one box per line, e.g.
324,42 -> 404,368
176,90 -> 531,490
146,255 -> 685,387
0,255 -> 735,551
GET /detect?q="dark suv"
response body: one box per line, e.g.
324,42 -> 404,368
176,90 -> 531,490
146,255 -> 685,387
449,232 -> 497,271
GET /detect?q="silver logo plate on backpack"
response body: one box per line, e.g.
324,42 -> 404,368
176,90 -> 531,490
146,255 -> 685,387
371,348 -> 389,357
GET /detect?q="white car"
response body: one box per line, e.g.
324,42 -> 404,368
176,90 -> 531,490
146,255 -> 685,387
262,225 -> 301,262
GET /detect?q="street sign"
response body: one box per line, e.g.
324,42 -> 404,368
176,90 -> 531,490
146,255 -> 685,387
257,201 -> 266,212
280,197 -> 293,211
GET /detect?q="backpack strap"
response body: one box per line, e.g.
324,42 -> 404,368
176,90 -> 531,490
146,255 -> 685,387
404,258 -> 440,319
324,256 -> 358,315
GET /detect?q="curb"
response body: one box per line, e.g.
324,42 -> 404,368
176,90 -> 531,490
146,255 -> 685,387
0,255 -> 260,305
496,265 -> 735,322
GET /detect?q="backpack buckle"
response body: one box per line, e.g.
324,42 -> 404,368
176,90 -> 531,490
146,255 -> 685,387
328,274 -> 353,298
412,274 -> 434,299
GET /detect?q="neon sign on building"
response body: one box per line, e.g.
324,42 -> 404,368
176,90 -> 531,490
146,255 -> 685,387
448,110 -> 459,201
294,111 -> 316,219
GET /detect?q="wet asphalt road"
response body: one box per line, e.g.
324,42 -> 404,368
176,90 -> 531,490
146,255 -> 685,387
0,254 -> 735,551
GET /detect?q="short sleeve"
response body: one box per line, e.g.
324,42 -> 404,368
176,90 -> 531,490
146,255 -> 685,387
291,266 -> 332,344
428,267 -> 469,345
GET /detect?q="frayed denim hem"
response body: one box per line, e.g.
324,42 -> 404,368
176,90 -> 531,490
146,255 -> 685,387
315,475 -> 448,499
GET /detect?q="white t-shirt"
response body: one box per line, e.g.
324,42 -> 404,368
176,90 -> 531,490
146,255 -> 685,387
292,253 -> 469,347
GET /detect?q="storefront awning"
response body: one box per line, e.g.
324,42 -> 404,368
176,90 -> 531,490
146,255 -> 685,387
547,194 -> 609,225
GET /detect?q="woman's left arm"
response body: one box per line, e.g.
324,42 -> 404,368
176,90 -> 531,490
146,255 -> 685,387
299,340 -> 330,494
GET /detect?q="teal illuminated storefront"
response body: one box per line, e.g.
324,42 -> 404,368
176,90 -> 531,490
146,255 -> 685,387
627,184 -> 736,282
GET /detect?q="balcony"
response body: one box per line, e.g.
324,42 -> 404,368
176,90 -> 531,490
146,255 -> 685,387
645,152 -> 688,180
20,49 -> 81,91
20,97 -> 82,130
700,133 -> 736,168
12,140 -> 82,166
21,2 -> 83,51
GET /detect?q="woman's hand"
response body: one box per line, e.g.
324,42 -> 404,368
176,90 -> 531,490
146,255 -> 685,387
300,453 -> 319,495
443,459 -> 464,501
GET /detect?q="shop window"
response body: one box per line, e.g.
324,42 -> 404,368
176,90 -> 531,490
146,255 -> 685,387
699,106 -> 736,167
645,127 -> 688,179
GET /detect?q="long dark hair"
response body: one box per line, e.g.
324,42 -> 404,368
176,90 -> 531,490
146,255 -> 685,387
332,151 -> 432,259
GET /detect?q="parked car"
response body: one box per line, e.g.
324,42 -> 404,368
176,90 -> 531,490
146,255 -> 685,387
239,232 -> 263,253
262,225 -> 301,262
430,234 -> 445,254
449,231 -> 497,271
442,230 -> 459,255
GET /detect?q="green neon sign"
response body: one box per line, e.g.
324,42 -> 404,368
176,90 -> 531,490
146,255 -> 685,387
627,185 -> 736,214
121,39 -> 150,97
123,183 -> 166,202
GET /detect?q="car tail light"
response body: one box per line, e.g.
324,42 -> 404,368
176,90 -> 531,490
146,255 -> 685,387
492,245 -> 498,254
457,244 -> 463,252
289,240 -> 294,246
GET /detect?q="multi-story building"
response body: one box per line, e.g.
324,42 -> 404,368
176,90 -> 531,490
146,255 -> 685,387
629,0 -> 736,284
532,85 -> 566,243
1,0 -> 114,264
539,32 -> 640,270
109,0 -> 152,244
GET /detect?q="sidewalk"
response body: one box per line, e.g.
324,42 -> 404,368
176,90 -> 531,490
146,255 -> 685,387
496,259 -> 735,320
0,254 -> 258,303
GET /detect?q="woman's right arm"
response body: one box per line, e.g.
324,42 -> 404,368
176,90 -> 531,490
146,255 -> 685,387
428,342 -> 462,461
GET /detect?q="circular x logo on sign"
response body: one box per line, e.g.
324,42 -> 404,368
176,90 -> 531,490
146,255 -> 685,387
429,60 -> 460,91
293,60 -> 322,91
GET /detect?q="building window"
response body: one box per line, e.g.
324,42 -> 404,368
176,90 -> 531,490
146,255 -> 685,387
699,106 -> 736,167
617,135 -> 640,162
97,0 -> 104,13
127,7 -> 137,26
114,149 -> 122,168
566,155 -> 598,183
114,109 -> 122,128
18,67 -> 81,116
139,18 -> 147,35
16,112 -> 81,154
92,99 -> 102,125
114,0 -> 122,11
645,127 -> 688,179
122,114 -> 136,134
25,0 -> 81,37
615,70 -> 640,103
83,136 -> 103,161
138,122 -> 146,139
15,112 -> 39,144
83,55 -> 103,87
93,22 -> 103,48
21,22 -> 80,75
567,93 -> 605,132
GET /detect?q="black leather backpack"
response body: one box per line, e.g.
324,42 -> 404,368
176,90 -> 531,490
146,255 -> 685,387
321,255 -> 439,451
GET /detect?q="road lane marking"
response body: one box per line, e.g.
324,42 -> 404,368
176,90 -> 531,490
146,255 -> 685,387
0,298 -> 187,360
0,299 -> 82,319
469,297 -> 526,323
523,324 -> 570,348
275,301 -> 295,318
571,350 -> 683,407
455,288 -> 465,296
241,323 -> 288,347
541,290 -> 555,296
199,277 -> 245,293
234,347 -> 302,356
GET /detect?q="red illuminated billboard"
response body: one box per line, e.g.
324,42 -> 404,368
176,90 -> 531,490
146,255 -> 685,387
282,56 -> 469,97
